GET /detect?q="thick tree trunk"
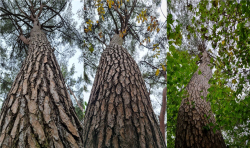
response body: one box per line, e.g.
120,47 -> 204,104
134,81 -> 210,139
0,20 -> 83,147
175,51 -> 226,148
83,34 -> 166,148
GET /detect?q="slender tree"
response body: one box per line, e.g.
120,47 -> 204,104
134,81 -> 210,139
176,0 -> 250,146
175,44 -> 226,147
0,1 -> 83,147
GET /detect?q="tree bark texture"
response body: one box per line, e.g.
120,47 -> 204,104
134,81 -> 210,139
175,51 -> 226,148
0,22 -> 83,147
83,34 -> 166,148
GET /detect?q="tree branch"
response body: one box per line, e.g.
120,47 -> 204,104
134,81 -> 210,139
67,86 -> 85,113
113,5 -> 125,31
94,36 -> 107,46
41,2 -> 67,27
14,0 -> 30,19
140,61 -> 158,69
125,0 -> 137,29
106,1 -> 119,34
37,4 -> 44,18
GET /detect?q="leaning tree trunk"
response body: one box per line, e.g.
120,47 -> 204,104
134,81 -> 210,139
0,19 -> 83,147
83,34 -> 166,148
175,51 -> 226,148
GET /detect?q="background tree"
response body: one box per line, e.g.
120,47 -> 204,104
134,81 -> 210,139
166,44 -> 199,147
0,0 -> 84,147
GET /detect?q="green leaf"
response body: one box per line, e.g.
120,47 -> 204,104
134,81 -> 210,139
198,69 -> 202,75
213,127 -> 216,134
89,44 -> 94,53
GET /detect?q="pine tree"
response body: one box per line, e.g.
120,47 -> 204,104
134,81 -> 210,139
0,1 -> 83,147
83,34 -> 166,148
81,0 -> 167,147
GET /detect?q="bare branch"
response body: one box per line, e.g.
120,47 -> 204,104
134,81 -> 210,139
19,35 -> 29,44
67,86 -> 85,113
37,4 -> 44,18
140,61 -> 158,69
106,1 -> 119,34
14,0 -> 30,18
113,5 -> 125,31
41,2 -> 67,27
125,0 -> 137,29
94,36 -> 107,46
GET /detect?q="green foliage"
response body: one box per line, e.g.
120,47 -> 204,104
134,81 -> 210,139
176,0 -> 250,146
198,69 -> 202,75
89,44 -> 94,53
167,44 -> 198,147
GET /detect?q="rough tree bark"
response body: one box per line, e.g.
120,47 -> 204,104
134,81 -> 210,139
175,51 -> 226,148
0,18 -> 83,147
83,34 -> 166,148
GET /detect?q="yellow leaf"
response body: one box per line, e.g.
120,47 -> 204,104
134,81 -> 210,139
147,26 -> 150,31
155,69 -> 160,76
232,79 -> 237,84
107,0 -> 112,8
222,40 -> 225,45
162,65 -> 166,71
96,21 -> 99,24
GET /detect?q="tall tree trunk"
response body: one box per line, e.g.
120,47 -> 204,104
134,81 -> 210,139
159,73 -> 167,141
175,51 -> 226,148
83,34 -> 166,148
0,19 -> 83,147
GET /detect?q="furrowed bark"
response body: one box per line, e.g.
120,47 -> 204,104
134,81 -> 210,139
175,51 -> 226,148
83,34 -> 166,148
0,19 -> 83,148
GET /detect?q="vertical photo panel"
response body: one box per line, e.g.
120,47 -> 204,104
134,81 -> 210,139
167,0 -> 250,147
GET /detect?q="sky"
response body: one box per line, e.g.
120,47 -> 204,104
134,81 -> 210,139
68,0 -> 167,115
